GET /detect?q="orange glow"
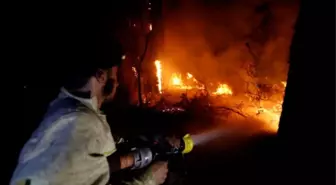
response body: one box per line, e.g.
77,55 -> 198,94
169,73 -> 204,90
171,73 -> 183,86
282,81 -> 287,87
155,60 -> 162,94
212,84 -> 233,95
152,59 -> 286,132
132,67 -> 138,78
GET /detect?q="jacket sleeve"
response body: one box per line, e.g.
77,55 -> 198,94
39,112 -> 111,185
11,112 -> 111,185
58,112 -> 113,185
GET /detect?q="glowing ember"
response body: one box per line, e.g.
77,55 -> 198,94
155,60 -> 162,94
132,67 -> 138,78
281,81 -> 287,87
161,107 -> 185,113
187,73 -> 193,79
213,84 -> 233,95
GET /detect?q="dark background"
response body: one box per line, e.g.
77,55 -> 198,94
16,1 -> 335,184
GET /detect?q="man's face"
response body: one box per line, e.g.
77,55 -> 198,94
102,66 -> 119,102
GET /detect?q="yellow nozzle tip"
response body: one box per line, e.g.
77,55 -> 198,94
182,134 -> 194,154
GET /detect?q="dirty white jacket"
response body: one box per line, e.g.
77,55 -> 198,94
11,88 -> 156,185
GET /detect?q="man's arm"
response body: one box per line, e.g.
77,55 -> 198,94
120,153 -> 135,169
107,152 -> 167,185
11,112 -> 112,185
107,152 -> 134,173
107,150 -> 168,185
107,135 -> 179,184
108,148 -> 153,172
123,162 -> 168,185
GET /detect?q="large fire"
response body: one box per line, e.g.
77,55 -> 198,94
154,60 -> 286,132
154,61 -> 232,95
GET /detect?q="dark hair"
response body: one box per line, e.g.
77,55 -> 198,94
59,13 -> 124,90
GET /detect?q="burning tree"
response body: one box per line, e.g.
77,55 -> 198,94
114,0 -> 298,132
114,0 -> 163,106
146,0 -> 299,132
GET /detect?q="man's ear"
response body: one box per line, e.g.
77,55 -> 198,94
95,69 -> 107,83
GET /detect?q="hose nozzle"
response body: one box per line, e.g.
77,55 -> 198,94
181,134 -> 194,154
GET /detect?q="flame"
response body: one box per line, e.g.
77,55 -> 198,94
169,73 -> 203,90
152,59 -> 286,132
155,60 -> 162,93
247,81 -> 286,132
281,81 -> 287,87
212,84 -> 233,95
171,73 -> 193,89
171,73 -> 183,86
256,107 -> 281,131
187,73 -> 193,79
149,23 -> 152,31
257,99 -> 284,132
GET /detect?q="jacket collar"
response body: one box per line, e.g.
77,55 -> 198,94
59,87 -> 99,113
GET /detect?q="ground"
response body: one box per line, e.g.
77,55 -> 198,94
186,133 -> 279,185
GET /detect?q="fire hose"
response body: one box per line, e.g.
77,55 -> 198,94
111,134 -> 194,185
130,134 -> 194,169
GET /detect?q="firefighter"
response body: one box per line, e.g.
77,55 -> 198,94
11,15 -> 174,185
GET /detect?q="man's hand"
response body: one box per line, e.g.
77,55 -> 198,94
150,162 -> 168,185
120,153 -> 135,169
166,136 -> 181,148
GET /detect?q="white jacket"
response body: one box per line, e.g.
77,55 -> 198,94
11,88 -> 155,185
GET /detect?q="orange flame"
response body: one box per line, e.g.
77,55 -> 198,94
169,73 -> 203,90
171,73 -> 183,86
281,81 -> 287,87
154,60 -> 162,93
152,59 -> 286,132
187,73 -> 193,79
212,84 -> 233,95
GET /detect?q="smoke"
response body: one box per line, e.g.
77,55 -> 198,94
161,0 -> 299,92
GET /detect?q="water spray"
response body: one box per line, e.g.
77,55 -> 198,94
190,128 -> 239,146
117,130 -> 231,170
190,130 -> 219,146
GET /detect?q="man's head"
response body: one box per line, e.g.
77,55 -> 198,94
61,14 -> 124,106
63,45 -> 123,106
87,65 -> 120,103
96,65 -> 120,102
